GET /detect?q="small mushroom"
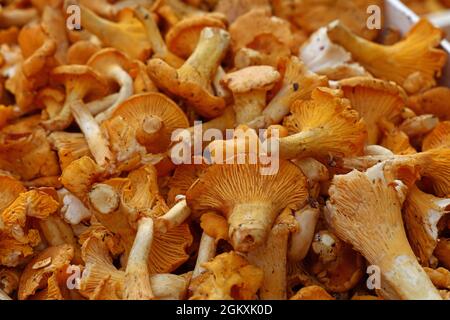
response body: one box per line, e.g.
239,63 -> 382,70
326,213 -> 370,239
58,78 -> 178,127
147,27 -> 230,118
222,65 -> 280,125
87,48 -> 134,123
325,162 -> 441,300
249,56 -> 327,128
339,77 -> 407,144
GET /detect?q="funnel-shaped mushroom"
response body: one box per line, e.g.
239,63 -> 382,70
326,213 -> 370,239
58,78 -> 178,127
404,185 -> 450,267
186,157 -> 308,252
339,77 -> 406,144
325,163 -> 441,300
250,56 -> 327,128
147,27 -> 230,118
105,93 -> 189,159
279,87 -> 367,160
327,19 -> 447,94
87,48 -> 134,123
222,66 -> 280,125
78,5 -> 151,61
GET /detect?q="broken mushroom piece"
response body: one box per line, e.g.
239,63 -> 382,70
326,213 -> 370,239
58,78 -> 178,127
249,56 -> 327,129
192,231 -> 217,279
338,77 -> 406,144
189,251 -> 263,300
147,27 -> 230,118
18,244 -> 74,300
279,87 -> 367,160
325,162 -> 442,300
87,48 -> 134,123
327,19 -> 447,94
222,66 -> 280,125
403,185 -> 450,267
186,157 -> 308,252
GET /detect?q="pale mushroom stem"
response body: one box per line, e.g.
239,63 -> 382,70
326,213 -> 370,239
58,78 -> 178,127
155,199 -> 191,233
134,6 -> 168,57
288,206 -> 320,263
124,217 -> 155,300
234,90 -> 267,125
87,93 -> 120,115
70,99 -> 113,167
256,84 -> 294,128
0,288 -> 12,301
192,232 -> 217,279
378,252 -> 443,300
247,222 -> 290,300
95,66 -> 134,123
276,129 -> 325,159
150,274 -> 188,300
136,115 -> 165,147
228,202 -> 277,252
178,28 -> 230,87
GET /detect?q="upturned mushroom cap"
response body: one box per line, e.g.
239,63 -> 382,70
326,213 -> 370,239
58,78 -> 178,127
166,15 -> 227,59
186,156 -> 308,252
327,19 -> 447,94
325,162 -> 442,300
403,185 -> 450,267
222,65 -> 280,94
18,244 -> 74,300
339,77 -> 407,144
107,93 -> 189,154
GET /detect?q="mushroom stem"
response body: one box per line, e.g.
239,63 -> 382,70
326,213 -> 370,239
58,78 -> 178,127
155,199 -> 191,233
0,288 -> 11,300
88,184 -> 120,215
288,205 -> 320,263
377,253 -> 443,300
178,28 -> 230,88
234,90 -> 266,125
87,93 -> 120,115
70,99 -> 113,167
228,202 -> 277,252
247,220 -> 290,300
95,66 -> 134,123
277,129 -> 323,159
136,115 -> 166,147
192,232 -> 217,279
134,6 -> 184,68
124,217 -> 155,300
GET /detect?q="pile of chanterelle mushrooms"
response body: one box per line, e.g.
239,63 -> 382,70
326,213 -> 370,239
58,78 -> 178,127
0,0 -> 449,301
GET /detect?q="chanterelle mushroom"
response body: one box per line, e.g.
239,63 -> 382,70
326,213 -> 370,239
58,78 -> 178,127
222,66 -> 280,125
147,27 -> 230,118
325,162 -> 442,300
327,19 -> 447,94
186,156 -> 308,252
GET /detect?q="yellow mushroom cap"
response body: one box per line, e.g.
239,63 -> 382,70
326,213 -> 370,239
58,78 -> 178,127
222,65 -> 280,93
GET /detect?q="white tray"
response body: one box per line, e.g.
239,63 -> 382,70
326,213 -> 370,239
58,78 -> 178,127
386,0 -> 450,86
